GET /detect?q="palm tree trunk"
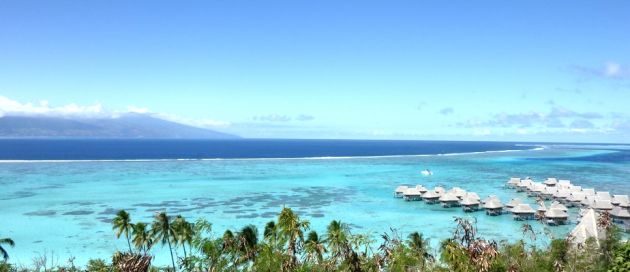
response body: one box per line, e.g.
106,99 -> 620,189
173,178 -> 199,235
182,243 -> 187,259
167,238 -> 176,271
126,232 -> 132,253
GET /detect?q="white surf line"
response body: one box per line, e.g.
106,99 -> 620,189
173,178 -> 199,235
0,146 -> 545,163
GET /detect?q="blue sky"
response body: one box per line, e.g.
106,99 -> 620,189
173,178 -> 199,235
1,1 -> 629,142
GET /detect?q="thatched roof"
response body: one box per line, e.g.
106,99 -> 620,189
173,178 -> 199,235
422,190 -> 440,199
511,204 -> 535,214
439,193 -> 460,202
558,179 -> 572,187
506,198 -> 523,208
544,178 -> 558,186
460,197 -> 480,206
395,186 -> 409,193
582,188 -> 596,196
569,209 -> 603,246
537,202 -> 547,212
447,187 -> 467,198
464,192 -> 480,201
596,192 -> 612,201
483,199 -> 503,209
549,201 -> 568,211
545,208 -> 569,219
415,185 -> 428,193
482,195 -> 500,204
403,187 -> 423,196
568,192 -> 586,202
507,177 -> 521,185
554,190 -> 571,199
612,195 -> 629,206
611,206 -> 630,219
593,200 -> 614,210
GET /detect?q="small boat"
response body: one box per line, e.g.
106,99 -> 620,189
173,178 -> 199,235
421,169 -> 433,176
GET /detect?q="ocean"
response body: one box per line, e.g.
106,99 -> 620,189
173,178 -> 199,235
1,139 -> 629,267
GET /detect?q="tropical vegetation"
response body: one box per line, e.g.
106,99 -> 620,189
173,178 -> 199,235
1,207 -> 630,271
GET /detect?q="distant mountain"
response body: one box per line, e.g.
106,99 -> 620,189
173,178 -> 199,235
0,114 -> 239,139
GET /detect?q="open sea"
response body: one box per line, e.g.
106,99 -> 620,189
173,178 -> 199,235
1,139 -> 630,267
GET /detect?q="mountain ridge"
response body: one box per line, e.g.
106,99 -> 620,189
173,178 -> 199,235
0,114 -> 239,139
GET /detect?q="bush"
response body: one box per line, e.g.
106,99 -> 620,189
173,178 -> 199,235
86,258 -> 110,272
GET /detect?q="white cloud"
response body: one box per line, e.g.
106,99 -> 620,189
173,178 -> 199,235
604,62 -> 621,77
126,105 -> 149,114
154,113 -> 232,128
0,95 -> 106,118
0,95 -> 232,129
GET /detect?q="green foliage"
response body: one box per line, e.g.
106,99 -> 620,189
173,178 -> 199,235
4,207 -> 630,272
610,241 -> 630,272
86,258 -> 110,272
0,262 -> 13,272
0,238 -> 14,261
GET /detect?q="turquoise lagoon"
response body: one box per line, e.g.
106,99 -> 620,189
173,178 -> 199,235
2,146 -> 630,266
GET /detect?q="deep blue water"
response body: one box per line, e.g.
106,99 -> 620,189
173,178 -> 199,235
0,139 -> 537,160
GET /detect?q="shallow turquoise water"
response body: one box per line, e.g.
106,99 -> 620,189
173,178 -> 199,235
2,147 -> 629,267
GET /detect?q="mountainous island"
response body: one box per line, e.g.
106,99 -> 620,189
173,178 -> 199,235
0,114 -> 238,139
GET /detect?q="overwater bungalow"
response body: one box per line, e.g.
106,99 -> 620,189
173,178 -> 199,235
516,179 -> 532,192
511,204 -> 536,220
529,183 -> 546,197
545,208 -> 569,225
557,179 -> 572,189
414,185 -> 428,195
567,192 -> 586,208
506,198 -> 523,211
422,190 -> 440,204
506,177 -> 521,189
447,187 -> 467,199
536,202 -> 547,219
482,195 -> 499,205
463,192 -> 480,202
553,189 -> 571,203
611,206 -> 630,224
434,186 -> 446,195
540,187 -> 556,200
484,199 -> 504,216
593,199 -> 614,212
581,195 -> 597,208
596,191 -> 612,201
460,197 -> 480,212
403,187 -> 424,201
394,185 -> 409,198
544,178 -> 558,187
612,195 -> 630,206
582,188 -> 596,196
549,201 -> 568,212
439,193 -> 461,208
569,185 -> 582,192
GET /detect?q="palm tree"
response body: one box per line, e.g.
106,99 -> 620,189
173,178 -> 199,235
152,212 -> 177,271
304,231 -> 326,264
407,231 -> 433,269
277,207 -> 310,268
263,221 -> 277,246
237,225 -> 258,263
325,220 -> 350,263
132,222 -> 152,254
112,210 -> 133,252
0,238 -> 15,261
173,216 -> 194,259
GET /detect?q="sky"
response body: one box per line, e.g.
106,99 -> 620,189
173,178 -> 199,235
1,0 -> 630,142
